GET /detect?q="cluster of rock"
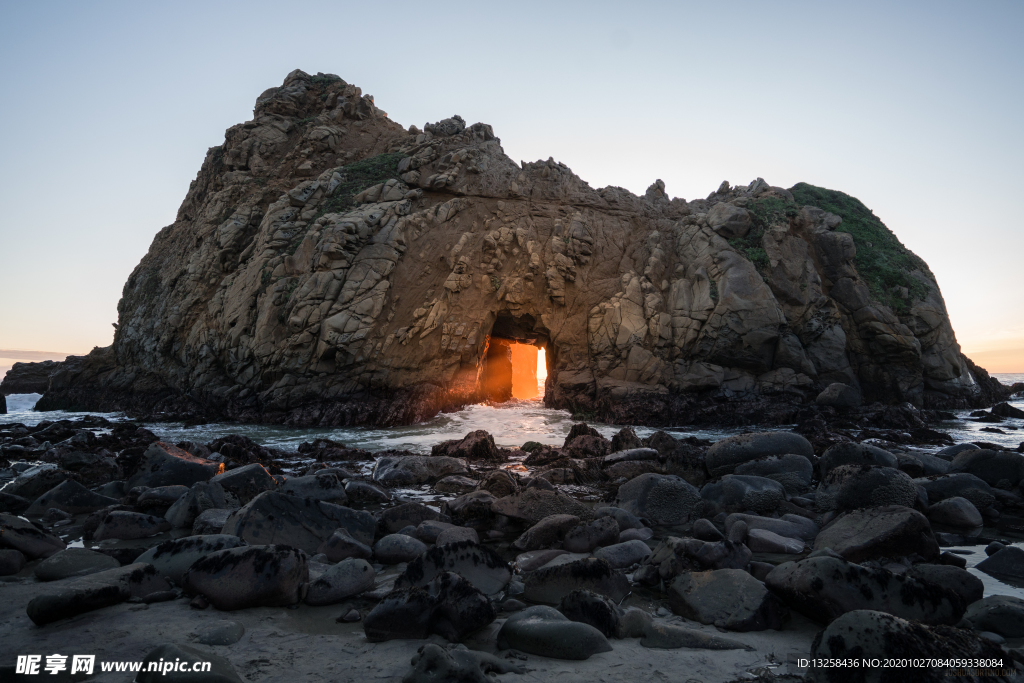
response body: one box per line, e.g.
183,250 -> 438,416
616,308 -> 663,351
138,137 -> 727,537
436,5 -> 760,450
12,68 -> 1016,428
3,414 -> 1024,679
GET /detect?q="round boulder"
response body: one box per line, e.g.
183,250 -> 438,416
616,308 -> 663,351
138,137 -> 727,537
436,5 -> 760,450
614,473 -> 702,526
700,475 -> 786,517
705,432 -> 813,478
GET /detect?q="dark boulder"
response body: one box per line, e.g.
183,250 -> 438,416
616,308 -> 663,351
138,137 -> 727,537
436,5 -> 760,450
431,430 -> 504,462
364,571 -> 496,642
181,544 -> 307,610
222,491 -> 375,551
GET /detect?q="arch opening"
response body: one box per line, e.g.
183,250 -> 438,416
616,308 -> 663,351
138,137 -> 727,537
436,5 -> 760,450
477,312 -> 550,403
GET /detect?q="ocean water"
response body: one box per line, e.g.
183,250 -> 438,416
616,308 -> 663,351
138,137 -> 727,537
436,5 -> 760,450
5,374 -> 1022,453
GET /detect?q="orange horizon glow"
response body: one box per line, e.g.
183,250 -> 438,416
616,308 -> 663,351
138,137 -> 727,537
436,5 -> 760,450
509,343 -> 547,400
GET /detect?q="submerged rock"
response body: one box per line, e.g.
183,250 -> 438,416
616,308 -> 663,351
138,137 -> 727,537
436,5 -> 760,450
976,546 -> 1024,581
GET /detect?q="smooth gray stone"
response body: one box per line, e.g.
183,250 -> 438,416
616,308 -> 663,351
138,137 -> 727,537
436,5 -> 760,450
34,548 -> 120,581
964,595 -> 1024,638
497,605 -> 612,660
0,511 -> 65,559
26,563 -> 167,625
976,546 -> 1024,580
181,544 -> 307,611
373,534 -> 427,564
593,540 -> 652,568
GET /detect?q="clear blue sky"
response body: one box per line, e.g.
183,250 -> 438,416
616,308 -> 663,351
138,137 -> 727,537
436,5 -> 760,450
1,0 -> 1022,373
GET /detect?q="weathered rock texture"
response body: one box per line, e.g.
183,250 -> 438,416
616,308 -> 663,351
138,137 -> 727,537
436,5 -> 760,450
32,70 -> 1007,426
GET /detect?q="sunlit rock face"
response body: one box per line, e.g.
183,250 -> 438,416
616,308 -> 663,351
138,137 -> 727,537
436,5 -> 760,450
35,70 -> 1002,426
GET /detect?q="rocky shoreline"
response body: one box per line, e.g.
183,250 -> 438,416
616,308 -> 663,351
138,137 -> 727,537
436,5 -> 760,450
2,408 -> 1024,681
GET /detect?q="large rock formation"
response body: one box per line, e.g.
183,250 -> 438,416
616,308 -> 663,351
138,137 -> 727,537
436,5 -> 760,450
32,70 -> 1007,426
1,360 -> 61,395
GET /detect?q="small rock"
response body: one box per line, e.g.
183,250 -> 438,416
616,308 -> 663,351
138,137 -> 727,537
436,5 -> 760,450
640,622 -> 751,650
812,505 -> 939,563
746,528 -> 803,554
693,518 -> 725,541
435,526 -> 479,546
705,432 -> 813,477
27,563 -> 167,625
192,508 -> 233,534
403,642 -> 524,683
193,620 -> 245,645
614,473 -> 703,525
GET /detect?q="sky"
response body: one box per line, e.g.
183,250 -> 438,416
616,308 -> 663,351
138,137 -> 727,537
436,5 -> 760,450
0,0 -> 1022,378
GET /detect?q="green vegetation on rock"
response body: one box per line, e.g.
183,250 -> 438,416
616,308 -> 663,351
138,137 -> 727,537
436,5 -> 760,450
316,152 -> 405,219
789,182 -> 930,312
730,197 -> 800,278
